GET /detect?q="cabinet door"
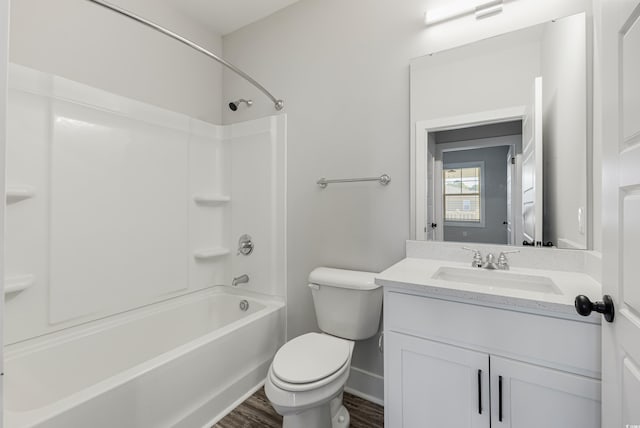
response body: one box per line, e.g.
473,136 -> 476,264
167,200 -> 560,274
385,332 -> 490,428
490,356 -> 600,428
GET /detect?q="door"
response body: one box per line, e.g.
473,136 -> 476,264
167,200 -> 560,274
490,356 -> 600,428
385,332 -> 490,428
521,77 -> 543,246
433,156 -> 444,241
600,0 -> 640,426
426,133 -> 438,240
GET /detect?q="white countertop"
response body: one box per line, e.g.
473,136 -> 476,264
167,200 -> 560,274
375,257 -> 603,323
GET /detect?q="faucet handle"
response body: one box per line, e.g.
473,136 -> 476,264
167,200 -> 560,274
499,249 -> 521,255
497,250 -> 520,270
462,246 -> 481,254
237,234 -> 254,256
462,247 -> 483,268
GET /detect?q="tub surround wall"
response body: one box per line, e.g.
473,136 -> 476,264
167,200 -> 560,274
5,64 -> 286,344
229,116 -> 288,299
221,0 -> 593,403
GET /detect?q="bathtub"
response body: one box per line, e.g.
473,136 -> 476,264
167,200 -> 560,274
4,286 -> 285,428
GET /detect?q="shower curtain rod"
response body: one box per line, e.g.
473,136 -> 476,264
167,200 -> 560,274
85,0 -> 284,111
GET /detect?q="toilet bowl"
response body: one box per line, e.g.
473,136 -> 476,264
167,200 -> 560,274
265,332 -> 354,428
264,268 -> 383,428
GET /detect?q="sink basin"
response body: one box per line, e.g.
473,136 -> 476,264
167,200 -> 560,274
431,267 -> 562,295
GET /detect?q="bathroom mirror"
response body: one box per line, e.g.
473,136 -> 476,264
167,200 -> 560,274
410,12 -> 590,250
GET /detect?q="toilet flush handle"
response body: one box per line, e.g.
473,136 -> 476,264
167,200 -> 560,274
308,283 -> 320,290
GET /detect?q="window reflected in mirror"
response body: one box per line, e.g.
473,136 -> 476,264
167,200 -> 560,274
443,165 -> 482,223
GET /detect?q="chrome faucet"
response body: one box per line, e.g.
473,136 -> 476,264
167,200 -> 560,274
463,247 -> 519,270
232,274 -> 249,287
483,253 -> 498,270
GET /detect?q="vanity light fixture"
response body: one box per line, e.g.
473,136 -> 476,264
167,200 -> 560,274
424,0 -> 504,27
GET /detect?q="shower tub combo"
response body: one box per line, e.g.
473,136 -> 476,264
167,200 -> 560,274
4,2 -> 288,426
5,287 -> 285,428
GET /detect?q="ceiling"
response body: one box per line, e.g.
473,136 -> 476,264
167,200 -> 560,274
170,0 -> 302,36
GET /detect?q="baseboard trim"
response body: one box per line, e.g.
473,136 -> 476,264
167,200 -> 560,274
345,366 -> 384,407
198,364 -> 384,427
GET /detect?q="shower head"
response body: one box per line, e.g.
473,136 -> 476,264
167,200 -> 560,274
228,99 -> 253,111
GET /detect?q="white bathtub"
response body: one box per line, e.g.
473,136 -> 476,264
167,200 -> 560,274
4,287 -> 285,428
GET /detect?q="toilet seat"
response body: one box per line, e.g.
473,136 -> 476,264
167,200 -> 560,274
270,333 -> 352,392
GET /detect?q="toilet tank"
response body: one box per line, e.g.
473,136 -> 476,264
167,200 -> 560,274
308,267 -> 382,340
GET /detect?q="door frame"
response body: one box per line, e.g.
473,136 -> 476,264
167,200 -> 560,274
0,0 -> 9,421
412,106 -> 526,241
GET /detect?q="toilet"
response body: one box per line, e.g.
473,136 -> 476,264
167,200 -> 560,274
265,267 -> 383,428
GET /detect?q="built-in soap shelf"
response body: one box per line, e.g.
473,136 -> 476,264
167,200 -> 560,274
193,247 -> 231,260
5,274 -> 35,294
193,194 -> 231,205
6,185 -> 36,204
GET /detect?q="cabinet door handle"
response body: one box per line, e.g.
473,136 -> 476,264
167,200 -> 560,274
477,369 -> 482,414
498,375 -> 503,422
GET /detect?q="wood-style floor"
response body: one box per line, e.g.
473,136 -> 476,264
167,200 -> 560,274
214,387 -> 384,428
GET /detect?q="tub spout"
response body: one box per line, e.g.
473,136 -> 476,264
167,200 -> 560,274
232,274 -> 249,287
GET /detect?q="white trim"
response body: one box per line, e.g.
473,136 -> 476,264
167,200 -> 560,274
344,387 -> 384,408
201,380 -> 266,427
0,0 -> 8,420
412,106 -> 526,241
436,135 -> 520,152
345,366 -> 384,406
417,106 -> 526,134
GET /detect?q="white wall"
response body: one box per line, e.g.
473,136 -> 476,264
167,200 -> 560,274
10,0 -> 224,123
541,13 -> 588,249
221,0 -> 592,399
411,28 -> 541,127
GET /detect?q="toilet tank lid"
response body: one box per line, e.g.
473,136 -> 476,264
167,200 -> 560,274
308,267 -> 380,290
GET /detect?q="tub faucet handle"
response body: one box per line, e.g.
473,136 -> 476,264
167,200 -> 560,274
237,234 -> 254,256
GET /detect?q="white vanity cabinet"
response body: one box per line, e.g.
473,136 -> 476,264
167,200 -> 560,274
489,356 -> 600,427
386,331 -> 490,428
384,290 -> 601,428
